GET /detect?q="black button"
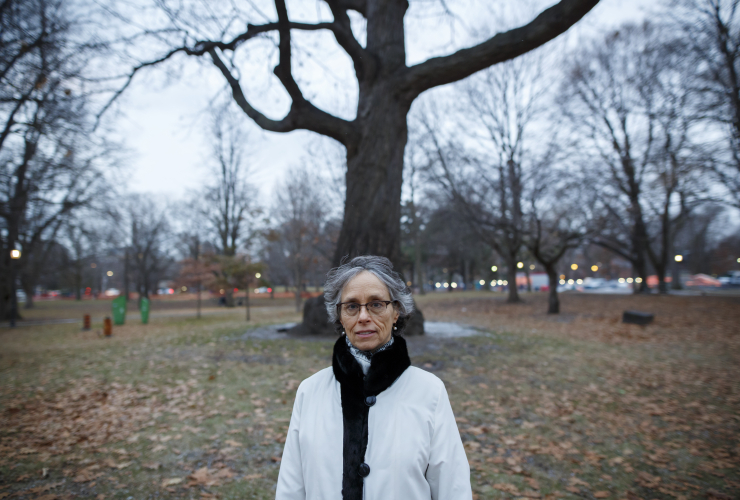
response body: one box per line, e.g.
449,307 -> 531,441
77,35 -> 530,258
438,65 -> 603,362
365,395 -> 376,406
358,462 -> 370,477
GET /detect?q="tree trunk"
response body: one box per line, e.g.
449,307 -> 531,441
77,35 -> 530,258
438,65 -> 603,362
657,264 -> 668,294
225,288 -> 235,307
671,259 -> 682,290
524,265 -> 532,292
123,249 -> 130,302
22,280 -> 34,309
294,265 -> 302,313
332,90 -> 410,267
245,286 -> 250,321
506,255 -> 521,303
546,265 -> 560,314
196,281 -> 202,319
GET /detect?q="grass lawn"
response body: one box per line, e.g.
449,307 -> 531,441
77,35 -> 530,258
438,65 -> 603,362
0,292 -> 738,499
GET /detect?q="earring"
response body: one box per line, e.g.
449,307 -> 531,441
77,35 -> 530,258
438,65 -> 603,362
393,324 -> 397,331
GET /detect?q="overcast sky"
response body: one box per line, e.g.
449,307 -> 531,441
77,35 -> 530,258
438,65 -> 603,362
114,0 -> 649,205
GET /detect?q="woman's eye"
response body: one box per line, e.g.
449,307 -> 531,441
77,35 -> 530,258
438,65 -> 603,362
346,303 -> 360,311
369,302 -> 383,310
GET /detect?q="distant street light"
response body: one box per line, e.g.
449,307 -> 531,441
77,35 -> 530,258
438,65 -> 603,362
559,274 -> 565,280
255,272 -> 261,278
106,271 -> 113,276
10,249 -> 21,259
635,277 -> 643,284
479,280 -> 485,285
91,263 -> 97,268
675,254 -> 683,262
517,262 -> 524,269
591,265 -> 598,272
571,263 -> 578,270
491,265 -> 498,272
529,264 -> 535,270
737,257 -> 739,263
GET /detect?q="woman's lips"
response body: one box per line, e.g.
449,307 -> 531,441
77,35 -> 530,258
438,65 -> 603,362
356,331 -> 375,336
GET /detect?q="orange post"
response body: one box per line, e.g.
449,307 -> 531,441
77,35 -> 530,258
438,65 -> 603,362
83,314 -> 91,330
103,317 -> 112,337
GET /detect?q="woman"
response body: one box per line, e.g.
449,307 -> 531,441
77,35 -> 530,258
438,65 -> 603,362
276,256 -> 472,500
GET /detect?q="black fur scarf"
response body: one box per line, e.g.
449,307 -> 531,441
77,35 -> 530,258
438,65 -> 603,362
332,334 -> 411,500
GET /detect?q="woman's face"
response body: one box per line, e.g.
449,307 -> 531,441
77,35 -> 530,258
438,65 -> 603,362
339,271 -> 400,352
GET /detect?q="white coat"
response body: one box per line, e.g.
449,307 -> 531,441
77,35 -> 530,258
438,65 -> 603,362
275,362 -> 473,500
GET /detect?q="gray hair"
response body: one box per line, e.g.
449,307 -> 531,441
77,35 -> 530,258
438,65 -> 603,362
324,255 -> 414,328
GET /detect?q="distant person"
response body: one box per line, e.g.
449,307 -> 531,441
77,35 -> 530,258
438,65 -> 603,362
276,255 -> 472,500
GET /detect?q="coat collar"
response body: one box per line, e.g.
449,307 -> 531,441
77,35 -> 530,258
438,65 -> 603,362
332,334 -> 411,396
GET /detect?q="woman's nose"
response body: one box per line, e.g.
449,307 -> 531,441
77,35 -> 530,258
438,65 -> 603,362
358,306 -> 371,321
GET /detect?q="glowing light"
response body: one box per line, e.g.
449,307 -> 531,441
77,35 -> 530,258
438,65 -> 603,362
591,265 -> 598,272
618,278 -> 625,283
627,277 -> 634,283
106,271 -> 113,276
267,288 -> 272,293
517,262 -> 524,269
491,266 -> 497,272
571,263 -> 578,270
254,288 -> 259,293
220,289 -> 225,294
529,264 -> 535,270
479,280 -> 485,285
497,280 -> 503,285
443,283 -> 449,288
407,281 -> 412,286
181,286 -> 187,292
168,288 -> 174,294
503,280 -> 508,286
568,279 -> 574,285
576,279 -> 583,284
635,277 -> 643,283
10,249 -> 20,259
490,281 -> 496,286
255,272 -> 261,278
90,263 -> 97,268
451,283 -> 458,289
559,279 -> 565,285
559,274 -> 565,280
435,282 -> 441,288
674,254 -> 683,262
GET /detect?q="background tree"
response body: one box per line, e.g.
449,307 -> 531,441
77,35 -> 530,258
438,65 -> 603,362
197,106 -> 261,307
0,0 -> 114,319
117,196 -> 174,307
269,165 -> 330,312
561,23 -> 706,293
668,0 -> 740,208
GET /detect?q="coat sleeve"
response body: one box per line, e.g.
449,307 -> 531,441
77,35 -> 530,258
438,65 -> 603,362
425,382 -> 473,500
275,383 -> 306,500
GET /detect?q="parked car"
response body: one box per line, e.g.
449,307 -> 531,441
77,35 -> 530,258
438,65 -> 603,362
719,271 -> 740,286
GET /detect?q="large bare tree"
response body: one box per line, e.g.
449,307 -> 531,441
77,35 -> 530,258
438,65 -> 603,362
110,0 -> 599,266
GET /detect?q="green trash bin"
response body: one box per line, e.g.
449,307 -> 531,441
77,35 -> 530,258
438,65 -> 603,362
112,295 -> 127,325
140,297 -> 150,325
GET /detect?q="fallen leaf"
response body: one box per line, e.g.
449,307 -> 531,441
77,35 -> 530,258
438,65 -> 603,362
161,478 -> 183,487
594,492 -> 610,498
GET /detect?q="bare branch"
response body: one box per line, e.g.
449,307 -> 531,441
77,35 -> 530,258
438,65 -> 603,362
400,0 -> 599,98
209,48 -> 357,146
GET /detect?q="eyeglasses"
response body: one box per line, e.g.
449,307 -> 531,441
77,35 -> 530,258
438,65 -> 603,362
337,300 -> 394,317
